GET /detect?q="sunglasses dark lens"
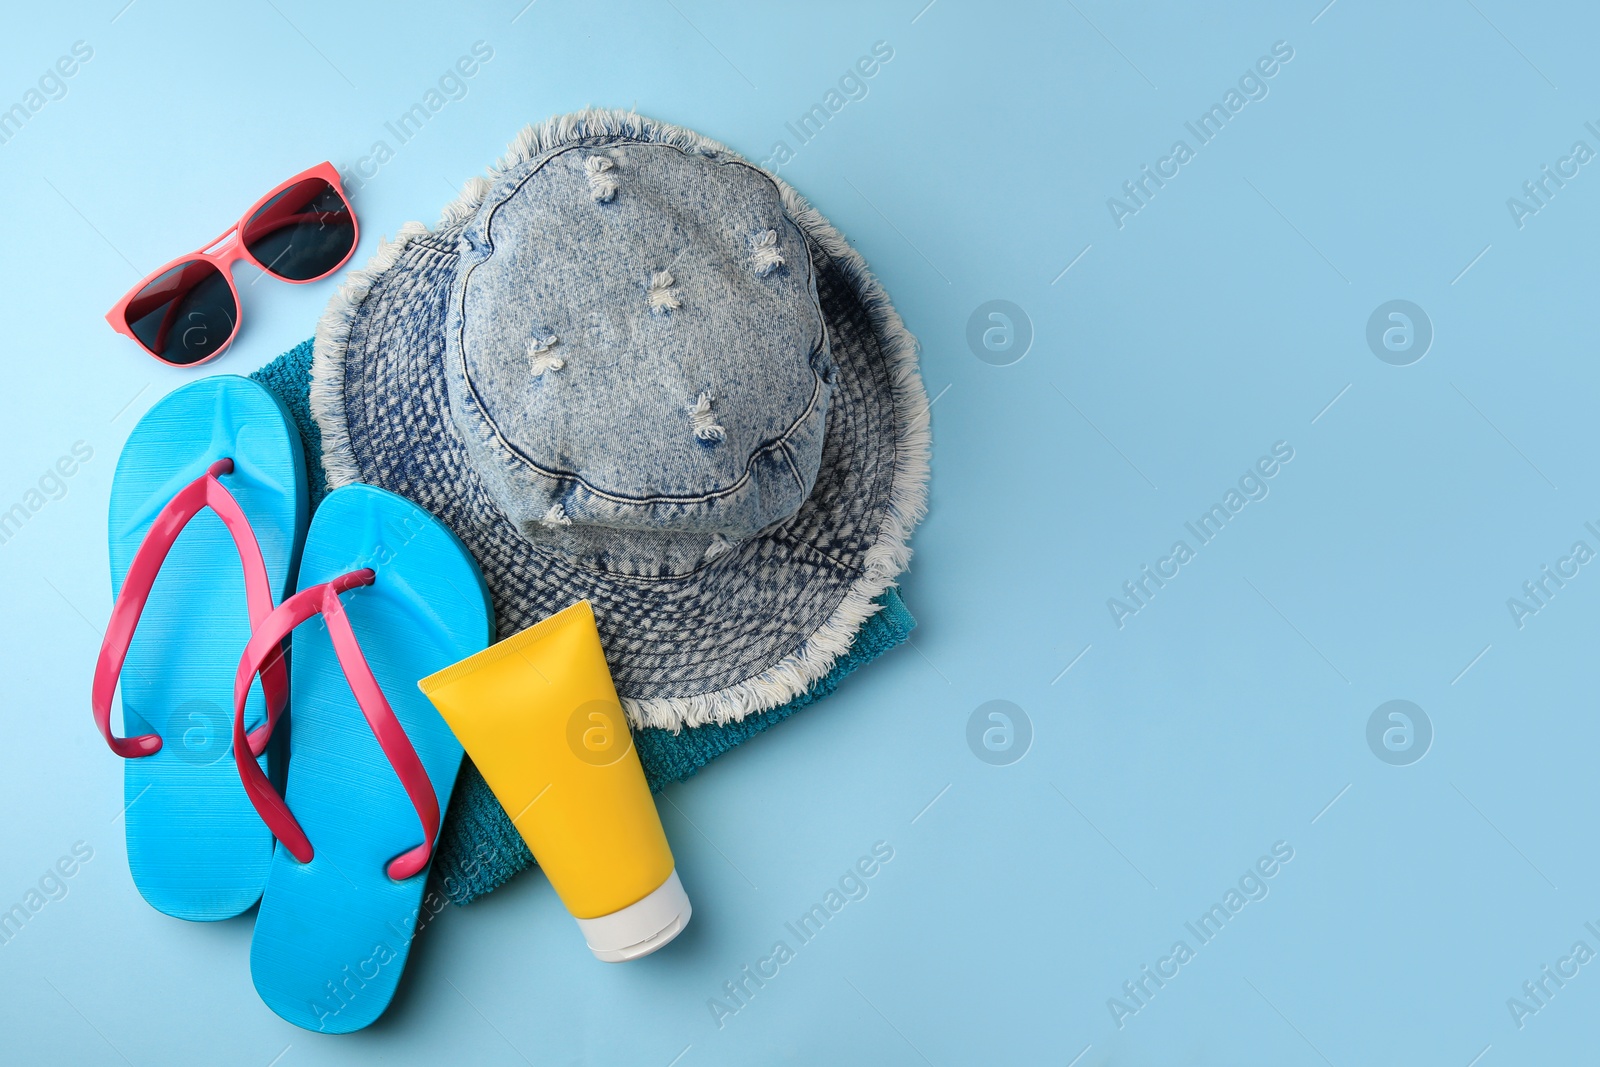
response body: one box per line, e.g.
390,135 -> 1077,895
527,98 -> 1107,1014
123,260 -> 237,366
241,178 -> 355,281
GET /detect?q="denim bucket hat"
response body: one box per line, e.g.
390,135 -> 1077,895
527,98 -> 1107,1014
311,109 -> 929,730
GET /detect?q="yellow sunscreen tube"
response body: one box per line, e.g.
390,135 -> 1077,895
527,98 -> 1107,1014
417,600 -> 690,962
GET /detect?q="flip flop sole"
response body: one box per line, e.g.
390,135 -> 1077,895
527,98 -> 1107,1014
250,484 -> 491,1033
109,376 -> 307,921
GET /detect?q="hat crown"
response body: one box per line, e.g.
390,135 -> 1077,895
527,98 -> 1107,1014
445,140 -> 833,577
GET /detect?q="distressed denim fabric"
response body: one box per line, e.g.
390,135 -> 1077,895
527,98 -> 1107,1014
310,109 -> 930,732
448,142 -> 833,577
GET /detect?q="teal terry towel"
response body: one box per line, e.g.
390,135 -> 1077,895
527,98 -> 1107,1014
251,339 -> 916,905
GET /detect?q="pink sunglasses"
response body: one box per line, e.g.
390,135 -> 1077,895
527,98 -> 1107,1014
106,162 -> 358,367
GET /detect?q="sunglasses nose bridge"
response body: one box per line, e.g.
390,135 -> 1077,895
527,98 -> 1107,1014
203,228 -> 244,262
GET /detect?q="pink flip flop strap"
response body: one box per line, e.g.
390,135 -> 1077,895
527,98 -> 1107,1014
231,568 -> 443,882
91,459 -> 287,759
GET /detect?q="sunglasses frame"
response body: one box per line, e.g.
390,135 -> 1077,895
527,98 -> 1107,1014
105,161 -> 358,368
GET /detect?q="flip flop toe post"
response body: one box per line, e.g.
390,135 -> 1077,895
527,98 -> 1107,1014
238,484 -> 491,1033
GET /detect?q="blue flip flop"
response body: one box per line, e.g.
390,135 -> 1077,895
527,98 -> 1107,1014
233,484 -> 491,1033
93,375 -> 307,921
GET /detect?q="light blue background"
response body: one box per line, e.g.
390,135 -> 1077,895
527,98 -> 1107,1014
1,1 -> 1595,1063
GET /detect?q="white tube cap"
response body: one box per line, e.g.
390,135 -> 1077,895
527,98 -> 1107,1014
574,868 -> 692,962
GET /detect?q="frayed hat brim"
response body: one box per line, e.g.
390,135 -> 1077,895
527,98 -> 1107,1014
312,109 -> 929,730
